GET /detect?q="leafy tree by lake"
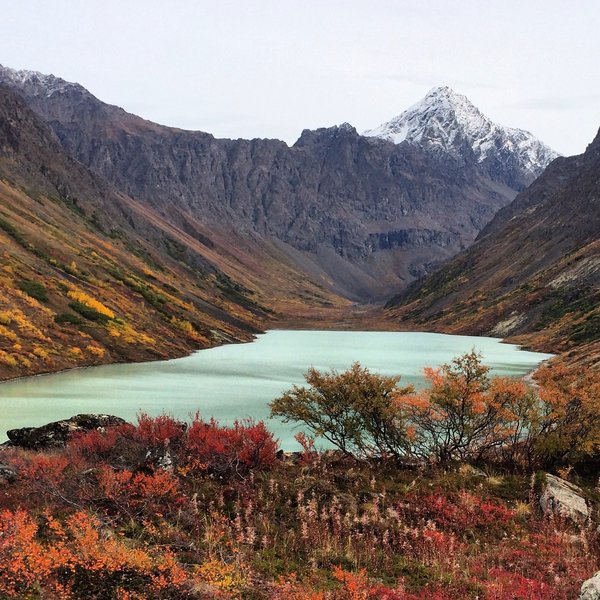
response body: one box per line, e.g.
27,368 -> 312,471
270,362 -> 414,460
271,352 -> 600,470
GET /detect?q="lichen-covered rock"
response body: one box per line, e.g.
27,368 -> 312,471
539,474 -> 589,524
145,447 -> 174,471
6,414 -> 126,450
580,572 -> 600,600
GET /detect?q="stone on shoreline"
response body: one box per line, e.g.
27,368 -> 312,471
6,414 -> 126,450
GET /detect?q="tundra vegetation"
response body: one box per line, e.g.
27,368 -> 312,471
0,353 -> 598,599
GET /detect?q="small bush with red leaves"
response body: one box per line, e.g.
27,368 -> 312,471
134,413 -> 187,448
184,417 -> 279,475
67,413 -> 278,476
401,491 -> 515,533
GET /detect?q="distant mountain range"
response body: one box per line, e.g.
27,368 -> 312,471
0,66 -> 558,301
3,63 -> 593,377
387,127 -> 600,366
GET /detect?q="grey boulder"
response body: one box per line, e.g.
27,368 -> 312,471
539,474 -> 589,524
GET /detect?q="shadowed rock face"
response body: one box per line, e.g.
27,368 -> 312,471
0,67 -> 555,301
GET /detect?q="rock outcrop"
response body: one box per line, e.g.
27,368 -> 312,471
6,414 -> 126,450
0,463 -> 17,483
539,474 -> 589,524
581,573 -> 600,600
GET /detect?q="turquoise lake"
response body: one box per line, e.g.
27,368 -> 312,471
0,330 -> 553,449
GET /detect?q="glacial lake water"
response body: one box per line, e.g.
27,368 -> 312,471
0,330 -> 553,450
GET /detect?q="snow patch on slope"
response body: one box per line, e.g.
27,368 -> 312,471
0,64 -> 83,98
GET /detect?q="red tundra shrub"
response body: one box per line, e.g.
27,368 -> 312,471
403,491 -> 514,532
67,413 -> 277,475
134,412 -> 186,448
185,417 -> 278,475
96,465 -> 183,518
2,451 -> 72,508
68,414 -> 185,468
482,568 -> 549,599
68,422 -> 136,462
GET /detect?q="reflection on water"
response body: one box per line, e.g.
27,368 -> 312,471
0,330 -> 553,449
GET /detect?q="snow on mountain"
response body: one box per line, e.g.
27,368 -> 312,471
0,64 -> 84,98
364,86 -> 559,177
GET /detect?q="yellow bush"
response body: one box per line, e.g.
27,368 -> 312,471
171,317 -> 195,336
0,350 -> 18,367
107,324 -> 121,338
9,310 -> 51,343
0,324 -> 17,342
195,559 -> 245,592
67,290 -> 115,319
68,347 -> 84,359
33,346 -> 49,360
0,311 -> 11,325
107,322 -> 155,346
86,344 -> 105,357
18,356 -> 32,368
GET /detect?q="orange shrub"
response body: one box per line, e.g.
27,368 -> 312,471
534,362 -> 600,465
96,466 -> 183,518
86,344 -> 105,357
0,510 -> 187,598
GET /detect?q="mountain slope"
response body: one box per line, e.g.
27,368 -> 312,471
364,86 -> 559,190
386,128 -> 600,366
0,66 -> 558,301
0,86 -> 344,380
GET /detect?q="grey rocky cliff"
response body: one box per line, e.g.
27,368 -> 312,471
0,66 -> 558,301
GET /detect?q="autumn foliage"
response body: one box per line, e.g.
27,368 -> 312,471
271,352 -> 600,470
0,509 -> 186,598
270,363 -> 414,460
0,358 -> 598,598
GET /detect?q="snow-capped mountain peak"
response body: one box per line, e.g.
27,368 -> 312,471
364,86 -> 559,178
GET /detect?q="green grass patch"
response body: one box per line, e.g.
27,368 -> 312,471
19,280 -> 49,302
68,301 -> 112,323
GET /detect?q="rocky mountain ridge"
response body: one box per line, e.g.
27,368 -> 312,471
0,85 -> 343,380
0,65 -> 558,301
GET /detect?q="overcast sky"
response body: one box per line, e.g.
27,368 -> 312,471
1,0 -> 598,155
